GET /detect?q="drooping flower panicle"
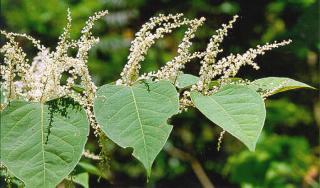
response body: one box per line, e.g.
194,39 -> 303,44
147,17 -> 206,81
118,13 -> 191,85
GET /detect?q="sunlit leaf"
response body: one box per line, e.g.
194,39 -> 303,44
250,77 -> 315,95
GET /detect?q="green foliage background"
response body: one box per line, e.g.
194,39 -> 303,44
0,0 -> 319,187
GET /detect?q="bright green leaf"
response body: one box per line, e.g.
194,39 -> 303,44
0,99 -> 89,188
176,74 -> 200,89
94,80 -> 179,176
191,85 -> 266,151
250,77 -> 315,95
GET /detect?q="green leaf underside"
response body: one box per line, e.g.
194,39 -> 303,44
250,77 -> 315,95
176,74 -> 200,89
0,99 -> 89,188
191,85 -> 266,151
94,80 -> 179,175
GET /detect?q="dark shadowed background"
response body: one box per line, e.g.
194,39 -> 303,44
0,0 -> 319,187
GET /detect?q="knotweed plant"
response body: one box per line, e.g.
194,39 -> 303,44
0,10 -> 314,188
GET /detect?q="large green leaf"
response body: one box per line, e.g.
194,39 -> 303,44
94,80 -> 179,175
250,77 -> 315,95
0,99 -> 89,188
191,85 -> 266,151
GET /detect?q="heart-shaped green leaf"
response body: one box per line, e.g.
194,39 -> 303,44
250,77 -> 315,95
94,80 -> 179,175
0,99 -> 89,188
191,85 -> 266,151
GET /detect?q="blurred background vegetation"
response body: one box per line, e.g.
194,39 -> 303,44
0,0 -> 319,187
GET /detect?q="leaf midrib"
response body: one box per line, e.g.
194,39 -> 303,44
130,87 -> 149,167
40,104 -> 46,186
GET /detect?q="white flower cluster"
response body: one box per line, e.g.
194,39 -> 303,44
0,9 -> 108,135
196,15 -> 239,94
117,13 -> 197,85
193,39 -> 292,95
83,149 -> 101,160
0,31 -> 31,104
189,17 -> 292,96
146,17 -> 206,81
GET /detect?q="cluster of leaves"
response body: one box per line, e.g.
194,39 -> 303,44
0,8 -> 315,188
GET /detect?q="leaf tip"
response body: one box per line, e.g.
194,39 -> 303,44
247,143 -> 256,152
